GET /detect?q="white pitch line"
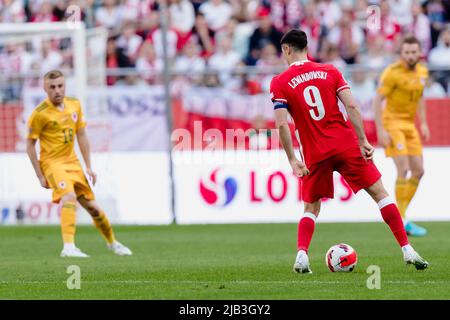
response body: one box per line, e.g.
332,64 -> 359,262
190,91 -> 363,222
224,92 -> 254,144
0,280 -> 449,285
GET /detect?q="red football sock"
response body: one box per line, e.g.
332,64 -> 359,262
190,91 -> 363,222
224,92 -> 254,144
378,197 -> 409,247
297,212 -> 317,253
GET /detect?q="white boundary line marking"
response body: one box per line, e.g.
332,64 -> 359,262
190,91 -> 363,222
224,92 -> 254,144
1,280 -> 449,285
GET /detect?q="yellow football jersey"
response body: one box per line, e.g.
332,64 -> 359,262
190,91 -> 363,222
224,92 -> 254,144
378,61 -> 428,122
27,97 -> 86,171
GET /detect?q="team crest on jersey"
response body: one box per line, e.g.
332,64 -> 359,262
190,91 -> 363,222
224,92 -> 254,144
59,181 -> 67,189
71,112 -> 78,123
420,77 -> 426,85
397,143 -> 404,151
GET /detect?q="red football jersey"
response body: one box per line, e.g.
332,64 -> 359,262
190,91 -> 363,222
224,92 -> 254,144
270,60 -> 359,166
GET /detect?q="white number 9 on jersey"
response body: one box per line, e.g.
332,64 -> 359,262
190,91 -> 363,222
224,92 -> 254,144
303,85 -> 325,121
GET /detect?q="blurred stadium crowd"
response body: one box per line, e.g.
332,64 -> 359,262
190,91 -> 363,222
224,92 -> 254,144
1,0 -> 450,98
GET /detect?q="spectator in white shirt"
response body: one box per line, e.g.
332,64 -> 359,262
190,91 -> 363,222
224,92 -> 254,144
423,75 -> 447,98
321,43 -> 347,71
256,43 -> 283,91
122,0 -> 155,22
208,35 -> 242,89
406,1 -> 431,55
327,7 -> 364,64
34,40 -> 63,74
0,43 -> 32,76
135,41 -> 163,84
0,0 -> 25,22
149,26 -> 179,60
116,21 -> 143,65
174,37 -> 206,84
0,43 -> 32,101
358,34 -> 394,71
169,0 -> 196,34
367,0 -> 403,54
300,1 -> 325,61
389,0 -> 413,27
316,0 -> 342,30
145,10 -> 179,60
428,26 -> 450,67
95,0 -> 124,32
428,26 -> 450,90
215,17 -> 255,60
229,0 -> 259,22
354,0 -> 369,30
349,70 -> 377,120
348,69 -> 379,143
199,0 -> 233,32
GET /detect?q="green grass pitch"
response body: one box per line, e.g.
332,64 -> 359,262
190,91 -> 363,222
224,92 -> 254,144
0,222 -> 449,299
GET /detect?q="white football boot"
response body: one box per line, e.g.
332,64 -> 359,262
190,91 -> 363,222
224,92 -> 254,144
293,250 -> 312,274
108,241 -> 133,256
60,245 -> 90,258
403,247 -> 429,270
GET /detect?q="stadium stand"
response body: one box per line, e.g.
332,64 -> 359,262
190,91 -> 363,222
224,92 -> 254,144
1,0 -> 450,152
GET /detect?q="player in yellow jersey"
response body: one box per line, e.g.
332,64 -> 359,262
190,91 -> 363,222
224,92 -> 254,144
26,70 -> 132,257
373,36 -> 430,237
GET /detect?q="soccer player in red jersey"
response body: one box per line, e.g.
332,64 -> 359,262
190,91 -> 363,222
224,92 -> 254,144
271,29 -> 428,273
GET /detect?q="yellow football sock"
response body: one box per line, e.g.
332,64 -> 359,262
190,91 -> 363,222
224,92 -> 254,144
92,211 -> 115,245
61,201 -> 77,243
395,178 -> 408,219
404,177 -> 420,212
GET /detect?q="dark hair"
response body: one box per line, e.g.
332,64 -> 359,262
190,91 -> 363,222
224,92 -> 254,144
401,35 -> 421,48
280,29 -> 308,51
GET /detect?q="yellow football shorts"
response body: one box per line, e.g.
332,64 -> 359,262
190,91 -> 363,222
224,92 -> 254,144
383,120 -> 423,157
44,164 -> 95,203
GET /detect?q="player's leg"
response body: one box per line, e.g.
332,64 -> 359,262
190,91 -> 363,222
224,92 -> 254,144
334,147 -> 427,269
298,201 -> 321,252
365,179 -> 409,247
76,196 -> 115,244
77,196 -> 132,256
386,123 -> 410,214
401,123 -> 426,235
365,179 -> 428,270
294,200 -> 321,274
60,192 -> 77,245
390,124 -> 426,235
336,149 -> 408,249
293,160 -> 333,274
384,125 -> 412,220
72,172 -> 116,245
46,167 -> 89,258
402,155 -> 427,236
59,192 -> 89,258
392,155 -> 410,219
407,155 -> 424,205
409,154 -> 424,180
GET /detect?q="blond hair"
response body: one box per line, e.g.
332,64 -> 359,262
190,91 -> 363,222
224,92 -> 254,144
43,70 -> 64,80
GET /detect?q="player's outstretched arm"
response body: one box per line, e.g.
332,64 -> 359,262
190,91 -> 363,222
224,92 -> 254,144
275,108 -> 309,177
417,97 -> 430,142
338,89 -> 374,160
77,127 -> 97,185
26,138 -> 49,189
372,92 -> 391,147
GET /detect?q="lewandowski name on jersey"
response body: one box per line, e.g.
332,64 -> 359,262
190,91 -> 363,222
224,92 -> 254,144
288,71 -> 329,89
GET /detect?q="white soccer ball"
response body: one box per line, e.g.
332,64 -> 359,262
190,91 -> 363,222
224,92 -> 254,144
325,243 -> 358,272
